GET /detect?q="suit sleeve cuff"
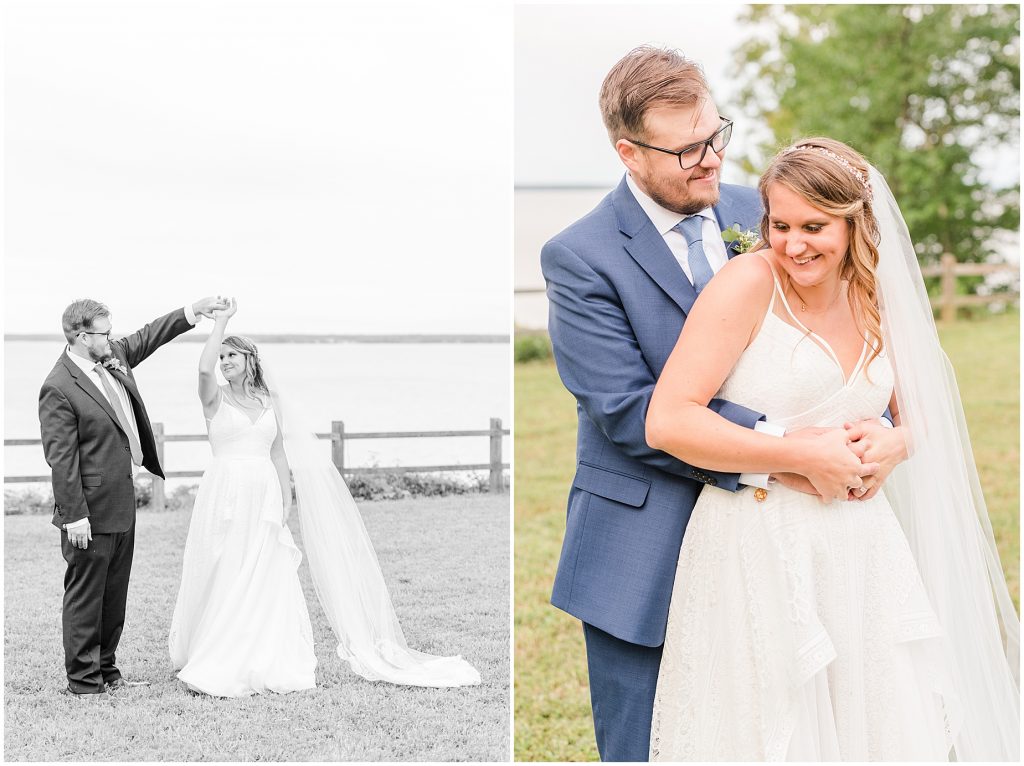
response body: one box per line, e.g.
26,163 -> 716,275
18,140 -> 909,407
739,420 -> 787,488
184,304 -> 198,325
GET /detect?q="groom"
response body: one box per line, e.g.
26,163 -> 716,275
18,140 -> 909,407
542,47 -> 892,761
39,296 -> 227,699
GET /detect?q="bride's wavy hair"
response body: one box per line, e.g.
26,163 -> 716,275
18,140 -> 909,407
757,137 -> 883,370
222,335 -> 270,400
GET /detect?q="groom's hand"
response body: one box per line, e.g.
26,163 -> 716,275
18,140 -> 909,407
192,296 -> 230,319
844,419 -> 908,501
66,519 -> 92,549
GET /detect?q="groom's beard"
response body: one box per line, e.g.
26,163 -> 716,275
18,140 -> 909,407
87,344 -> 113,364
643,169 -> 721,216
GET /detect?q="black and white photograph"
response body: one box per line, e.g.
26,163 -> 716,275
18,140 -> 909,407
514,3 -> 1019,762
4,1 -> 511,761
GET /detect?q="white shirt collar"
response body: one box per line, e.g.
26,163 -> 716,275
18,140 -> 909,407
625,173 -> 714,236
65,347 -> 102,376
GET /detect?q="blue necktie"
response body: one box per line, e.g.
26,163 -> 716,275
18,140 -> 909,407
674,216 -> 714,294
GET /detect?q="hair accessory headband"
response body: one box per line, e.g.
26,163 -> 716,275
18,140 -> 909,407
782,144 -> 873,201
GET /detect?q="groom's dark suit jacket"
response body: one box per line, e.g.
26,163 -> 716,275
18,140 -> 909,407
39,308 -> 194,534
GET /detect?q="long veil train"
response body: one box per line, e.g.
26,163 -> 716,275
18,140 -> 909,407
870,166 -> 1018,760
264,361 -> 480,688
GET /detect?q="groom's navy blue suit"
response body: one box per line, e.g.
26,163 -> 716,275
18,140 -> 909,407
543,176 -> 764,761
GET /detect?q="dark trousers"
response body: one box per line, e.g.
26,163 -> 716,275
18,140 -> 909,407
583,621 -> 664,762
60,522 -> 135,694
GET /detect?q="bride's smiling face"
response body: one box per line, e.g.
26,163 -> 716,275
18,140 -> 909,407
766,183 -> 850,288
219,345 -> 247,381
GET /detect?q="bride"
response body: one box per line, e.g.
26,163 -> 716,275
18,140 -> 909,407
169,299 -> 480,695
646,139 -> 1018,760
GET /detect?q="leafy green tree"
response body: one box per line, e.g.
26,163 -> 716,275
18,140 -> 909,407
731,4 -> 1019,265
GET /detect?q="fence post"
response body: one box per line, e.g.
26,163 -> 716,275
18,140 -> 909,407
489,418 -> 503,493
940,253 -> 957,323
331,421 -> 345,476
152,422 -> 166,512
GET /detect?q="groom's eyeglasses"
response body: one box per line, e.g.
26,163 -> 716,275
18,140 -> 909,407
628,118 -> 733,170
81,330 -> 112,340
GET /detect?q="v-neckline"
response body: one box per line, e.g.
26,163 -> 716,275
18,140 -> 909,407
221,389 -> 269,426
769,277 -> 870,387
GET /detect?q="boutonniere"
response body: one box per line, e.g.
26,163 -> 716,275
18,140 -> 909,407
721,225 -> 760,254
102,357 -> 128,376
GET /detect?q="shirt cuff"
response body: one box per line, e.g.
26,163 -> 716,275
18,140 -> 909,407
64,517 -> 89,532
879,416 -> 894,429
739,420 -> 787,489
184,304 -> 198,325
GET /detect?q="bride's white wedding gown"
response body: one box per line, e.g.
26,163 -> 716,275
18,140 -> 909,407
169,392 -> 316,696
650,274 -> 954,761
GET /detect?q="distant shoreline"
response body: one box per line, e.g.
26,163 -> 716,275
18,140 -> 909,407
5,334 -> 509,344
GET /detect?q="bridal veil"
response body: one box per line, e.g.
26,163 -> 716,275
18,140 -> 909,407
870,166 -> 1019,760
262,360 -> 481,688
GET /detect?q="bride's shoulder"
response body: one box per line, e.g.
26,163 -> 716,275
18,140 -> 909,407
706,251 -> 776,300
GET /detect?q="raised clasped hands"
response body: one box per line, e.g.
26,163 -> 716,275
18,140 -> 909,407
211,296 -> 238,320
193,296 -> 232,319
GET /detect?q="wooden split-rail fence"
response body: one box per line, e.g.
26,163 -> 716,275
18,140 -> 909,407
5,418 -> 509,511
516,254 -> 1019,323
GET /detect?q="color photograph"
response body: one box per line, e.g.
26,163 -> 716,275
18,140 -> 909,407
515,4 -> 1019,761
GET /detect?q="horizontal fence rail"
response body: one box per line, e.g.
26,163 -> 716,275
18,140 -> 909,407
517,255 -> 1019,323
5,418 -> 509,511
921,255 -> 1019,322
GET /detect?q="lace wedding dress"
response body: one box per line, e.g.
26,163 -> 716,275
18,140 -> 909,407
650,272 -> 954,761
169,390 -> 316,696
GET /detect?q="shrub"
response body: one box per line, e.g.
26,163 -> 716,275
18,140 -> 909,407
515,333 -> 552,363
4,469 -> 502,515
4,487 -> 54,516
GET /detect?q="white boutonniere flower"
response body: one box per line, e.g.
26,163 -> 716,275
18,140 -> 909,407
102,357 -> 128,376
721,225 -> 761,254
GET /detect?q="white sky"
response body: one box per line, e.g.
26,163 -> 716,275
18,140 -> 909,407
515,3 -> 1019,191
3,0 -> 513,335
516,3 -> 753,188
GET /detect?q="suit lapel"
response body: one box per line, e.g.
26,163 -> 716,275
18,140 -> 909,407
60,354 -> 127,434
713,191 -> 749,260
106,362 -> 142,404
613,178 -> 699,315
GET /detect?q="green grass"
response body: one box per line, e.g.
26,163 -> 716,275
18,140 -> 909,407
5,494 -> 509,762
514,311 -> 1020,762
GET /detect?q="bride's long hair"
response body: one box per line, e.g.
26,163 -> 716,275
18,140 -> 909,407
757,138 -> 884,369
222,335 -> 270,400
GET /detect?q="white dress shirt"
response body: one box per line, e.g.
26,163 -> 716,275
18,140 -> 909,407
625,175 -> 780,489
626,173 -> 730,284
64,305 -> 198,532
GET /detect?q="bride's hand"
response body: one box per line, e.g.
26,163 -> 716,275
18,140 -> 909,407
212,297 -> 238,320
844,419 -> 908,501
801,429 -> 879,503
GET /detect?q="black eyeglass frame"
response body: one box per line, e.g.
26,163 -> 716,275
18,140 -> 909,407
80,330 -> 112,339
628,118 -> 734,170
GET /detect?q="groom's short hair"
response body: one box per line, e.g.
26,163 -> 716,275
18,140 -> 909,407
599,46 -> 710,146
62,299 -> 110,344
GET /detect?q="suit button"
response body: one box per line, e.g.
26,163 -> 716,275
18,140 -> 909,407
709,478 -> 717,486
128,473 -> 133,479
123,445 -> 129,452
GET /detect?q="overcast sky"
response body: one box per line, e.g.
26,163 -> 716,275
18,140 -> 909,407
4,0 -> 512,335
515,3 -> 1019,190
516,3 -> 753,188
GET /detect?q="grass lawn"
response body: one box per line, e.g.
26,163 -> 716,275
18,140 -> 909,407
514,311 -> 1019,762
5,494 -> 509,762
